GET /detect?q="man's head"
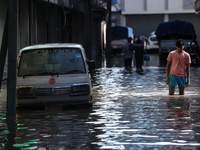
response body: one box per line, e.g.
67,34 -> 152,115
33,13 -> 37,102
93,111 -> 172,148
176,39 -> 185,48
127,37 -> 132,43
176,39 -> 185,52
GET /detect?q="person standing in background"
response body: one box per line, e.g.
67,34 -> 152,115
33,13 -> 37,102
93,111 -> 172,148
122,37 -> 142,71
135,36 -> 144,72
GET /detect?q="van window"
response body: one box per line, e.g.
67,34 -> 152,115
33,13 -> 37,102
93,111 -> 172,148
18,48 -> 86,76
150,36 -> 158,41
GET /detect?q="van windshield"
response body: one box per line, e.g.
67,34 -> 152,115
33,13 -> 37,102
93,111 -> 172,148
18,48 -> 86,76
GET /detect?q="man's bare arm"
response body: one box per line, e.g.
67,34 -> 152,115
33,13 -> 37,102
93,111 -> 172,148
186,63 -> 190,87
166,60 -> 171,84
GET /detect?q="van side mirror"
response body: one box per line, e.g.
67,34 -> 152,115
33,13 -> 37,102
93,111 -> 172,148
87,60 -> 95,71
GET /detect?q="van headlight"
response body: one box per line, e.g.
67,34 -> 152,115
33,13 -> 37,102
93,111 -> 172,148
70,83 -> 89,96
17,86 -> 36,98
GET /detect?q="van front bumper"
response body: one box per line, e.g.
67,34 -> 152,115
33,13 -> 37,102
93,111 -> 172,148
16,95 -> 92,107
16,84 -> 92,107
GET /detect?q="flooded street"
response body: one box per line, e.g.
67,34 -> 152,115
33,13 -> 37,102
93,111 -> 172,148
1,54 -> 200,149
91,66 -> 200,150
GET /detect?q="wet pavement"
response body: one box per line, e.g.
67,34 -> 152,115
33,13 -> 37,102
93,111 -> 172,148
1,53 -> 200,149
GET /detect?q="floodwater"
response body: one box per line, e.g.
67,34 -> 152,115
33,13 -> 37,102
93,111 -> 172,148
1,54 -> 200,149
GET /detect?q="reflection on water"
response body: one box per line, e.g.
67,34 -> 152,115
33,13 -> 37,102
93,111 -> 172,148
165,96 -> 195,149
90,67 -> 200,149
6,109 -> 101,150
0,67 -> 200,149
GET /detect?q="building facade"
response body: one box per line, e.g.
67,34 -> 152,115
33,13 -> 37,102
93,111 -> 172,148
0,0 -> 107,80
121,0 -> 200,44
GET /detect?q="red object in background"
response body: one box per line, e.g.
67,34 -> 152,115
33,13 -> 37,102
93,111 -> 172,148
49,78 -> 56,85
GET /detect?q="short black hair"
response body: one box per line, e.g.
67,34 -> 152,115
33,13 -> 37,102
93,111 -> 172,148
127,37 -> 132,43
176,39 -> 185,48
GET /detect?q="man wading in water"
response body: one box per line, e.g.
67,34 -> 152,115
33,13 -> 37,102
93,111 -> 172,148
166,39 -> 191,95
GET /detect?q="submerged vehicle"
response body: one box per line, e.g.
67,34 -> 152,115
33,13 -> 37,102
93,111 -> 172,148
16,43 -> 95,109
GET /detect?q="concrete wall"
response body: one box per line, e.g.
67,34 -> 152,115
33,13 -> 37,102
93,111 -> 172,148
71,12 -> 84,44
19,0 -> 29,49
122,0 -> 195,15
126,14 -> 164,37
18,1 -> 84,46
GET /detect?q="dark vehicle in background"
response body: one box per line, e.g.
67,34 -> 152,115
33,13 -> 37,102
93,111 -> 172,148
155,20 -> 200,66
111,25 -> 133,55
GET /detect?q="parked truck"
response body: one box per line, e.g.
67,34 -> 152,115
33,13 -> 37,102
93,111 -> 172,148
111,25 -> 133,55
155,20 -> 200,65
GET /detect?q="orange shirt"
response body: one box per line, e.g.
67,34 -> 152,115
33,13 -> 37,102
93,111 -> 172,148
167,50 -> 191,76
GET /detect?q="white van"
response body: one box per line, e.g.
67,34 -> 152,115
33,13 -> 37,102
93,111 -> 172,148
16,43 -> 95,109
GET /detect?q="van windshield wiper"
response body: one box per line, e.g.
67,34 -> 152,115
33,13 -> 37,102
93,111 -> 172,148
21,70 -> 85,77
21,72 -> 58,77
56,70 -> 85,74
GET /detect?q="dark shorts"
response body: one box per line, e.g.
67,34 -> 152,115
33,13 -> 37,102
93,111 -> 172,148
168,74 -> 187,87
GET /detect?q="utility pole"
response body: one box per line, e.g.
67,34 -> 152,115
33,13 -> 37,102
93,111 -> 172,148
7,0 -> 17,116
106,0 -> 112,67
